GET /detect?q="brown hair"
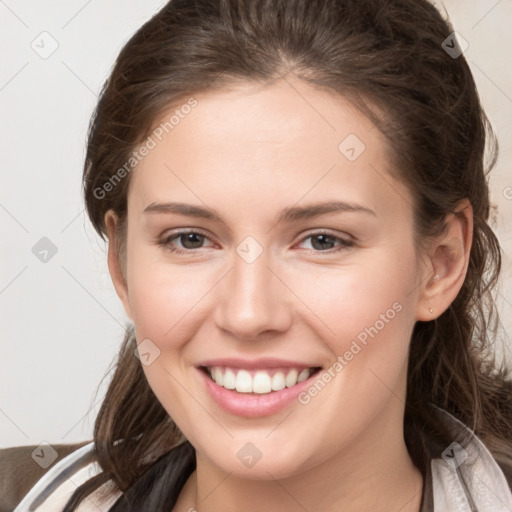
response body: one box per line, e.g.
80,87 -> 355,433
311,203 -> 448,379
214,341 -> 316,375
67,0 -> 512,508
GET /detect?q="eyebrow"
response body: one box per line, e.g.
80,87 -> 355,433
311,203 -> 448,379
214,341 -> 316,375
143,200 -> 376,224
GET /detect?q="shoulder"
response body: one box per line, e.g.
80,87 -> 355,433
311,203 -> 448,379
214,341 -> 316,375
425,405 -> 512,510
0,442 -> 90,512
0,441 -> 121,512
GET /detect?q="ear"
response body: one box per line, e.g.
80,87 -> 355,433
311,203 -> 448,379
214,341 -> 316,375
104,209 -> 134,322
415,199 -> 473,321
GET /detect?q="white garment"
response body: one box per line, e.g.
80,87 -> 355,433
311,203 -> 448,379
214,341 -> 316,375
430,407 -> 512,511
12,443 -> 121,512
13,408 -> 512,511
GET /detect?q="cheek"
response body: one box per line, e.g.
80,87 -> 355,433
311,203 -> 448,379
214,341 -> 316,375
126,245 -> 215,345
125,254 -> 216,430
285,247 -> 417,354
287,249 -> 418,417
290,248 -> 418,424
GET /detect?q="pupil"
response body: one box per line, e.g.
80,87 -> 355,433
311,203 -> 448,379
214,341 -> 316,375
178,234 -> 336,251
311,234 -> 334,251
182,233 -> 203,249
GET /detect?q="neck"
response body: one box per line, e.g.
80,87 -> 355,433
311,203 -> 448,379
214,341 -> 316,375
174,397 -> 424,512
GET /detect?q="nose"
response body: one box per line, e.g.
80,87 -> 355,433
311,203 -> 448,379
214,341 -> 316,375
213,248 -> 293,340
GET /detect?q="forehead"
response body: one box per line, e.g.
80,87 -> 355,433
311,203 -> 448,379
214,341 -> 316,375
128,77 -> 412,222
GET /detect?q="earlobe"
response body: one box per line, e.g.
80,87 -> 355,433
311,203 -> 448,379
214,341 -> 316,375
416,199 -> 473,321
104,209 -> 134,322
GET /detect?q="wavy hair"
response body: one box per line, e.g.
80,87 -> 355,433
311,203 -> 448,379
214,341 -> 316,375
65,0 -> 512,509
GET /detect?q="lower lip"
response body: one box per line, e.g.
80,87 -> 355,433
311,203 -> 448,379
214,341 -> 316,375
197,367 -> 319,417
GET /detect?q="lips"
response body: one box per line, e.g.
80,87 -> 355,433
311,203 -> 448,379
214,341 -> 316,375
196,359 -> 321,418
198,357 -> 323,371
203,366 -> 320,394
197,358 -> 323,395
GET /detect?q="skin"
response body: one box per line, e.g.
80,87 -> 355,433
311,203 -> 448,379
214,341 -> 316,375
104,75 -> 473,512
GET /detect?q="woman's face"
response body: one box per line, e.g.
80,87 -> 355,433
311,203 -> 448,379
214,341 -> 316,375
109,77 -> 431,479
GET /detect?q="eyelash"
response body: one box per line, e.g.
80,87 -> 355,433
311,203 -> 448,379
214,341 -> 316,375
156,229 -> 354,255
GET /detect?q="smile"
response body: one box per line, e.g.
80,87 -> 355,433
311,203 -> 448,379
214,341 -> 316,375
202,366 -> 322,394
197,365 -> 323,417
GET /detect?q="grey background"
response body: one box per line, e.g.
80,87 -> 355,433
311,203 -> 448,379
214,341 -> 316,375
1,0 -> 511,448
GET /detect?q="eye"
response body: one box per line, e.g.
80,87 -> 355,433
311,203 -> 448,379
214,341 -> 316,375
297,232 -> 354,253
156,229 -> 354,256
157,230 -> 214,254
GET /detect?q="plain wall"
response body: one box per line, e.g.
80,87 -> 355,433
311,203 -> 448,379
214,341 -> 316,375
1,0 -> 511,448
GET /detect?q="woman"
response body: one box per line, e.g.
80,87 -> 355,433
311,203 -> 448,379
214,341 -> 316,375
4,0 -> 512,510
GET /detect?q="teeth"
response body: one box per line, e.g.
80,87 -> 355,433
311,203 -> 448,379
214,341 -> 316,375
285,369 -> 298,388
271,372 -> 286,391
252,371 -> 272,394
223,368 -> 236,389
235,370 -> 253,393
213,367 -> 224,386
297,368 -> 310,383
206,366 -> 316,394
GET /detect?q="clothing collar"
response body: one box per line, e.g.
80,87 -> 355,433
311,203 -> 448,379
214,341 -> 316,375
420,404 -> 512,511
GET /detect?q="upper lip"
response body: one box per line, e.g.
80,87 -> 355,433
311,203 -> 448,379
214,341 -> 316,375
198,357 -> 322,370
